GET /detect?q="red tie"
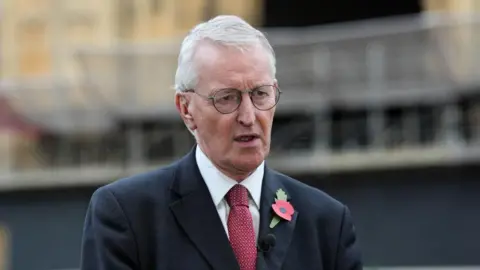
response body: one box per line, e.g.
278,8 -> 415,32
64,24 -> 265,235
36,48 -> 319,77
226,184 -> 257,270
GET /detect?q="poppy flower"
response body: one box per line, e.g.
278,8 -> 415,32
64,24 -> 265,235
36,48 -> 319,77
272,200 -> 294,221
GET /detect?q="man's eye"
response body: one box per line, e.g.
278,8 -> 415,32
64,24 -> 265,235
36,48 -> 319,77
252,90 -> 268,97
216,94 -> 239,103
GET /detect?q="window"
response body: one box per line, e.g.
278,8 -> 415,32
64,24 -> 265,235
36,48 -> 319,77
16,19 -> 51,75
150,0 -> 162,15
118,0 -> 135,38
67,13 -> 95,45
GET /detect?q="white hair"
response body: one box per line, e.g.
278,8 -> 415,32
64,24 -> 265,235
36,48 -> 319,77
174,15 -> 276,93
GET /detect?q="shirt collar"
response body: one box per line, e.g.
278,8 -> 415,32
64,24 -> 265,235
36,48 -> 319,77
195,145 -> 264,208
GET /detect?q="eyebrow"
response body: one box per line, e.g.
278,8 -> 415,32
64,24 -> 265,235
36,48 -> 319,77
212,83 -> 272,92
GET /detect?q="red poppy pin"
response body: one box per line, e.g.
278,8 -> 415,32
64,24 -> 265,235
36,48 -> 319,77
269,188 -> 295,229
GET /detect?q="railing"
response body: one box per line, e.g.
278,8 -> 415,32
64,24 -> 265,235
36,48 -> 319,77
2,100 -> 480,188
271,13 -> 480,107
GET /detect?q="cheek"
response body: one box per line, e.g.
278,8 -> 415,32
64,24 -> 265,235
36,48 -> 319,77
195,107 -> 222,135
214,116 -> 235,139
257,112 -> 274,134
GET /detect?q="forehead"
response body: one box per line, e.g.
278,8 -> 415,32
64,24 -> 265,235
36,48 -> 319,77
194,42 -> 273,89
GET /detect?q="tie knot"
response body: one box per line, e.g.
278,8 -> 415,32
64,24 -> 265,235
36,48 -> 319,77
226,184 -> 249,207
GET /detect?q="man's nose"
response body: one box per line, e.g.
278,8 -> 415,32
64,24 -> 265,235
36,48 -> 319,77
236,94 -> 255,127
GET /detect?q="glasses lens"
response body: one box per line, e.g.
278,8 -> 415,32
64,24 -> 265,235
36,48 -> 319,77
213,88 -> 242,113
251,85 -> 279,110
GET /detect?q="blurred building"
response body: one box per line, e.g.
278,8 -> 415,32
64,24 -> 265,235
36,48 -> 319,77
1,0 -> 480,179
0,0 -> 261,176
2,1 -> 480,269
0,1 -> 479,172
0,0 -> 262,123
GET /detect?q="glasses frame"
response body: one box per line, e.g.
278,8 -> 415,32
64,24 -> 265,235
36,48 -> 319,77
184,84 -> 282,114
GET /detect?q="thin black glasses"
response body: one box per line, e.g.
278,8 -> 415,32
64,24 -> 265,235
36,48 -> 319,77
185,85 -> 282,114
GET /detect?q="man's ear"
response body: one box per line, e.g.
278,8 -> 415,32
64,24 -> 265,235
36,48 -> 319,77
175,92 -> 197,131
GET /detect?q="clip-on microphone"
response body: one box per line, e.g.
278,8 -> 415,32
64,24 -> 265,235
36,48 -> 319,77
257,234 -> 276,254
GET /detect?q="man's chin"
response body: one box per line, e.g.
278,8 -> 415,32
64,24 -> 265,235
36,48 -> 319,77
232,155 -> 264,172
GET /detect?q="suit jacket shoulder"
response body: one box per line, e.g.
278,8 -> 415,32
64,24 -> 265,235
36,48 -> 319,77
101,163 -> 177,203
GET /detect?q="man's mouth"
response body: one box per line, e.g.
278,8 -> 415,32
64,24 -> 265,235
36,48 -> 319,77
234,134 -> 260,142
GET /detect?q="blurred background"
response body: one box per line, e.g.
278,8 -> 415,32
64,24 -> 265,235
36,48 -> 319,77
1,0 -> 480,269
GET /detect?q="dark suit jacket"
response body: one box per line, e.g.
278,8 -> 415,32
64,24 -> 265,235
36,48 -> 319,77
80,146 -> 363,270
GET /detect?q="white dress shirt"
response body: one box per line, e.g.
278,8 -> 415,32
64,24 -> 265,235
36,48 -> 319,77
195,145 -> 264,241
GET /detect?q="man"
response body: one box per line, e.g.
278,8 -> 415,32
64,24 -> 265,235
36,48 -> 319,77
80,15 -> 362,270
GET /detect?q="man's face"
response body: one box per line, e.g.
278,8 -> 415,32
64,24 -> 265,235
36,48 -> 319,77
176,43 -> 277,180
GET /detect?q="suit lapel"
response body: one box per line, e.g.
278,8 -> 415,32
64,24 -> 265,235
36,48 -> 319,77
169,147 -> 240,270
257,168 -> 298,270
